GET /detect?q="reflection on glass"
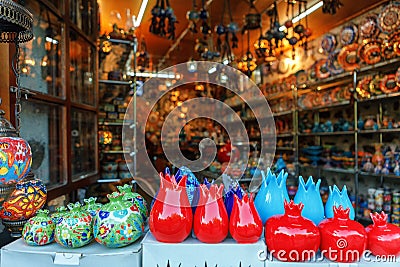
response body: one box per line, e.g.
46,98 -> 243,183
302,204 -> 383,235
70,0 -> 94,37
19,1 -> 65,97
20,101 -> 66,187
70,31 -> 96,106
71,109 -> 97,180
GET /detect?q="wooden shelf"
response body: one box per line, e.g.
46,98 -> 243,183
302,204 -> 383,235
298,131 -> 355,136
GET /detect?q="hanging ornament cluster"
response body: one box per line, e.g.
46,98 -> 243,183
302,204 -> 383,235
149,0 -> 177,40
215,0 -> 239,62
322,0 -> 344,15
238,31 -> 257,77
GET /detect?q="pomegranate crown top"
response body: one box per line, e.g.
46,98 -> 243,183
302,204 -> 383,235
333,205 -> 350,219
284,199 -> 304,216
370,211 -> 388,226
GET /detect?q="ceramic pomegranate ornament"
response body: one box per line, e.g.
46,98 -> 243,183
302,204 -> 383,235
265,200 -> 320,262
325,184 -> 355,220
117,184 -> 148,222
319,205 -> 367,262
0,179 -> 47,221
365,211 -> 400,257
22,209 -> 55,246
50,206 -> 68,224
83,197 -> 102,218
149,172 -> 193,243
254,169 -> 289,224
54,202 -> 93,248
229,194 -> 262,243
0,110 -> 32,184
294,176 -> 324,225
93,192 -> 143,248
194,183 -> 228,243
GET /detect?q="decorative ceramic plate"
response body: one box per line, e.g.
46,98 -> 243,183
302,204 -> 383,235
378,2 -> 400,34
337,44 -> 360,71
358,39 -> 382,65
357,76 -> 372,98
389,31 -> 400,56
381,40 -> 397,59
380,74 -> 399,94
340,23 -> 358,45
315,59 -> 330,79
359,14 -> 380,39
320,34 -> 337,54
295,69 -> 308,85
396,66 -> 400,86
327,49 -> 344,75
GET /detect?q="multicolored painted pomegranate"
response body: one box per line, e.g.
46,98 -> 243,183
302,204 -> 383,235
194,184 -> 228,243
319,206 -> 367,263
22,209 -> 55,246
365,211 -> 400,257
229,194 -> 262,243
265,200 -> 320,262
149,172 -> 192,243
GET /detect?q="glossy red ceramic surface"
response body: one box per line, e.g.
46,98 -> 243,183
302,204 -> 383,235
149,173 -> 193,243
194,184 -> 228,243
319,205 -> 367,262
229,194 -> 262,243
365,211 -> 400,257
265,200 -> 320,262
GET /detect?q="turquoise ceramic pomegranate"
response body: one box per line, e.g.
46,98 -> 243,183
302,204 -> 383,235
22,209 -> 55,246
50,206 -> 68,224
117,184 -> 148,222
54,202 -> 93,248
93,192 -> 143,248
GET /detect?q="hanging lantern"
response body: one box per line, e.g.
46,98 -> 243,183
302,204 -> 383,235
0,110 -> 32,185
244,0 -> 261,30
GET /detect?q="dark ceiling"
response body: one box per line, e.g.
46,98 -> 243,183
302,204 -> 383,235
99,0 -> 387,70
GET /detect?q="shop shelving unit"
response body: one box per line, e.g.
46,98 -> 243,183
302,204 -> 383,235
97,37 -> 138,185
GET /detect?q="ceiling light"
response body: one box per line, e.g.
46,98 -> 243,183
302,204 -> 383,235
133,0 -> 149,27
279,1 -> 323,31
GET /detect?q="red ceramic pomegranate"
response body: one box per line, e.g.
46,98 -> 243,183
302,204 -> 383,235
265,200 -> 320,262
319,205 -> 367,263
149,172 -> 193,243
365,211 -> 400,257
217,141 -> 240,163
194,184 -> 228,243
229,194 -> 262,243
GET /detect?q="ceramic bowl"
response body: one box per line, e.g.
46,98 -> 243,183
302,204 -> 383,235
102,162 -> 118,172
101,172 -> 118,179
119,171 -> 132,179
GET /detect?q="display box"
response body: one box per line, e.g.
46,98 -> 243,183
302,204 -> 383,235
1,238 -> 141,267
142,231 -> 266,267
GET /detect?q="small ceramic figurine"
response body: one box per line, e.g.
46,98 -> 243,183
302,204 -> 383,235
363,157 -> 374,172
374,160 -> 383,174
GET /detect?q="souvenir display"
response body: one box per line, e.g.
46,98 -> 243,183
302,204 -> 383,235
359,14 -> 380,39
319,206 -> 367,263
175,166 -> 200,210
93,192 -> 143,248
149,172 -> 192,243
377,2 -> 400,34
0,179 -> 47,221
229,194 -> 262,244
254,169 -> 289,224
82,197 -> 103,218
265,200 -> 320,262
22,209 -> 55,246
294,176 -> 324,225
365,211 -> 400,257
50,206 -> 68,224
340,23 -> 358,45
224,185 -> 244,218
54,202 -> 93,248
194,184 -> 228,243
